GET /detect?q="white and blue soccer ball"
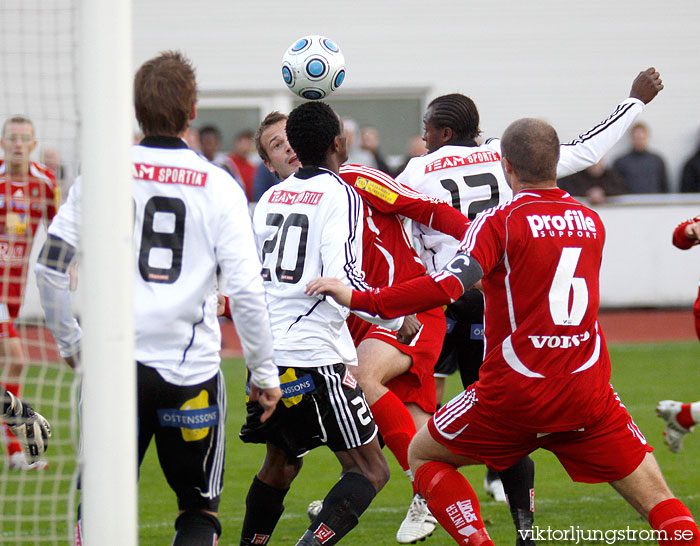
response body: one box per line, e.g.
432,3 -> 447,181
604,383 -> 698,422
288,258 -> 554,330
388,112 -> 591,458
282,35 -> 346,100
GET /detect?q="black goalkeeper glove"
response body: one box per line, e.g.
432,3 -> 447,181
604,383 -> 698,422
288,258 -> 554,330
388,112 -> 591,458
2,391 -> 51,463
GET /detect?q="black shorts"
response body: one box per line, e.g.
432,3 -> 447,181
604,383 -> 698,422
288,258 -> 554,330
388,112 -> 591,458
240,363 -> 378,459
434,289 -> 485,387
137,363 -> 226,512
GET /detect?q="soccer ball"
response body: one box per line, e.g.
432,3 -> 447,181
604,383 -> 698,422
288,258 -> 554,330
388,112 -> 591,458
282,35 -> 345,100
307,499 -> 323,521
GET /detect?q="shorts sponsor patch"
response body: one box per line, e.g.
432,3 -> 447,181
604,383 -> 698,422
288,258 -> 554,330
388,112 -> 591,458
157,390 -> 218,442
470,323 -> 484,340
279,369 -> 316,408
314,523 -> 336,544
445,317 -> 456,334
342,369 -> 357,389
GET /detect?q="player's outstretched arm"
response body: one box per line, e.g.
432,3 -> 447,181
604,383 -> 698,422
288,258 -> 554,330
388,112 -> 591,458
1,389 -> 51,463
672,216 -> 700,249
629,67 -> 664,104
556,67 -> 663,178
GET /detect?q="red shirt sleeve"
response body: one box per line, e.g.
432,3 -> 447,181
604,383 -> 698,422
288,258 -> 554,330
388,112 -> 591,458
350,271 -> 463,318
672,216 -> 700,250
339,164 -> 470,240
458,212 -> 505,276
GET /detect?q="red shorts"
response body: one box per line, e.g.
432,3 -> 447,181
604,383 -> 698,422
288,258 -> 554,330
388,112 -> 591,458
349,307 -> 446,414
0,304 -> 19,339
428,383 -> 653,484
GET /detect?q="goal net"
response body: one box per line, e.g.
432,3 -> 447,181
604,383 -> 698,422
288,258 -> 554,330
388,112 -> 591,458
0,0 -> 81,543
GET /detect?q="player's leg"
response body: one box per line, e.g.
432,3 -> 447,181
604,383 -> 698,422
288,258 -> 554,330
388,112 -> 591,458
694,286 -> 700,340
409,425 -> 495,546
0,321 -> 35,469
610,453 -> 700,545
152,367 -> 225,546
354,337 -> 415,477
297,436 -> 390,546
295,364 -> 389,546
656,400 -> 700,453
240,443 -> 303,546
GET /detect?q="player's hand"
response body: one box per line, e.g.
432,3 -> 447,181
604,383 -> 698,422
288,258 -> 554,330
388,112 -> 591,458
396,314 -> 421,345
217,293 -> 227,317
685,221 -> 700,241
249,384 -> 282,423
305,278 -> 352,307
3,393 -> 51,463
629,67 -> 663,104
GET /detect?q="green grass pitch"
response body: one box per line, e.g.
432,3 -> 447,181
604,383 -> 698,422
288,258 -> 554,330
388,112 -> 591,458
5,341 -> 695,544
135,341 -> 700,545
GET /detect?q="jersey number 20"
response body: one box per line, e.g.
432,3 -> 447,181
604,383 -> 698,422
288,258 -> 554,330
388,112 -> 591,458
261,213 -> 309,284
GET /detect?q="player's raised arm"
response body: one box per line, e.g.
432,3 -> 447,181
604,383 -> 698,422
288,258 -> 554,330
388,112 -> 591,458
555,67 -> 663,178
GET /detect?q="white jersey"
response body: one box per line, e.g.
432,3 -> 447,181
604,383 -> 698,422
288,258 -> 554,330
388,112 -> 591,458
254,166 -> 402,369
397,97 -> 645,272
37,137 -> 280,389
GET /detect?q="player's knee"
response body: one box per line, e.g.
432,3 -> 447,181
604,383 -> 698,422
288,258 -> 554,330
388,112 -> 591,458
258,454 -> 302,489
173,510 -> 221,546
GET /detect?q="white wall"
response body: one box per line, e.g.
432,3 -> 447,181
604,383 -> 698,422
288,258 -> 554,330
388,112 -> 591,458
133,0 -> 700,189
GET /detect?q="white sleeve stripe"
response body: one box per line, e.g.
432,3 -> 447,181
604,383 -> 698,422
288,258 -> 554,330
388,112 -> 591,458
561,101 -> 637,147
339,181 -> 370,291
459,193 -> 534,252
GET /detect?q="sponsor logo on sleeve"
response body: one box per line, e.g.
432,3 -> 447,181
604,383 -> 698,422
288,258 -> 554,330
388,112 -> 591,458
157,390 -> 219,442
362,179 -> 398,204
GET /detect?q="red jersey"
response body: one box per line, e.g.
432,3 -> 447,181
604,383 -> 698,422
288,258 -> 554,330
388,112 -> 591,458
338,164 -> 469,344
0,160 -> 58,317
352,188 -> 614,432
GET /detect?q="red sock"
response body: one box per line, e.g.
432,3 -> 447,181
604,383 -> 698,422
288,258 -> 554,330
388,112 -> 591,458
677,405 -> 696,430
2,383 -> 22,455
648,498 -> 700,545
693,290 -> 700,341
415,462 -> 494,546
370,391 -> 416,476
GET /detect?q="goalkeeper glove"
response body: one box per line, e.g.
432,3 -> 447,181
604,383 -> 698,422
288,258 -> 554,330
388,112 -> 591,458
2,391 -> 51,463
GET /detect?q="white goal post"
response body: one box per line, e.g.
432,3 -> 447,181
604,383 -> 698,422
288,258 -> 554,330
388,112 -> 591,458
79,0 -> 136,543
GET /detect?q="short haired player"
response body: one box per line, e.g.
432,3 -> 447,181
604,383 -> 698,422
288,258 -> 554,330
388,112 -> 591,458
254,110 -> 470,543
34,51 -> 281,545
392,67 -> 664,543
240,101 -> 422,546
0,115 -> 58,470
307,117 -> 700,546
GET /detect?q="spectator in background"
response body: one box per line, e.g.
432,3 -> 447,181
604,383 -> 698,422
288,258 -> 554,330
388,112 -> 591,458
40,148 -> 65,181
199,125 -> 241,180
558,157 -> 627,205
680,129 -> 700,193
393,135 -> 428,177
228,129 -> 256,200
612,122 -> 669,193
359,125 -> 393,175
343,118 -> 376,168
